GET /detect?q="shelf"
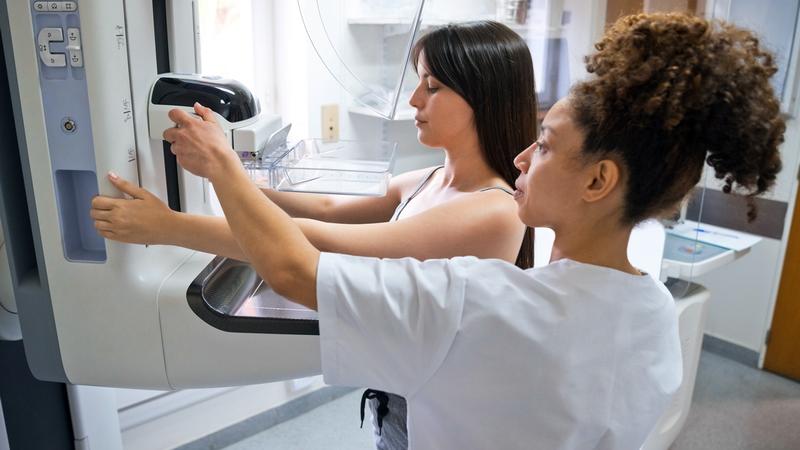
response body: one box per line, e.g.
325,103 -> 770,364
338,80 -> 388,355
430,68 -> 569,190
347,16 -> 560,36
351,105 -> 547,122
347,17 -> 442,26
661,239 -> 737,280
659,220 -> 762,279
349,104 -> 415,120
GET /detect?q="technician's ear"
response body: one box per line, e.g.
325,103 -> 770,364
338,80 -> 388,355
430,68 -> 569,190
583,159 -> 621,203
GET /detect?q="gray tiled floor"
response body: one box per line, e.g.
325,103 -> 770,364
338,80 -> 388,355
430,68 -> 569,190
223,390 -> 374,450
671,351 -> 800,450
223,351 -> 800,450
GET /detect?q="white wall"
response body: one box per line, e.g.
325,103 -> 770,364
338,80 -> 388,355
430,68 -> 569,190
696,113 -> 800,356
273,1 -> 310,139
695,238 -> 786,352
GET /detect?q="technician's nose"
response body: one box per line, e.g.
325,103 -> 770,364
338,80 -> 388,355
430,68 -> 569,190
514,143 -> 534,174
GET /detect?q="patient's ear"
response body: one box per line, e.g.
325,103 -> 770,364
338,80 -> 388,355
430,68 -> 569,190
583,159 -> 621,203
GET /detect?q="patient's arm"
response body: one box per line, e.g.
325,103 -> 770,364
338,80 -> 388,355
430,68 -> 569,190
296,189 -> 525,262
260,189 -> 397,224
92,176 -> 523,264
177,188 -> 522,264
89,167 -> 434,252
258,167 -> 432,223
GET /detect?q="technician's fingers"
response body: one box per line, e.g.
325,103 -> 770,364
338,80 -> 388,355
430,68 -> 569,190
168,108 -> 196,128
163,126 -> 178,143
193,102 -> 217,123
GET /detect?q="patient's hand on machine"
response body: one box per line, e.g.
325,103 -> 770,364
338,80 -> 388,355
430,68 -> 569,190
91,102 -> 236,249
90,176 -> 176,245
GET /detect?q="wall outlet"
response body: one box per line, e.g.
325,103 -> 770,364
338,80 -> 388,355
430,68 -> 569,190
321,103 -> 339,141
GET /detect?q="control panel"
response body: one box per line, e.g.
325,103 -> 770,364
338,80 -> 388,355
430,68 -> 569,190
31,2 -> 84,84
30,0 -> 106,262
37,25 -> 83,68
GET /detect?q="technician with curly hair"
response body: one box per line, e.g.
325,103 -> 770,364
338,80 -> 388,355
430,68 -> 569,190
136,12 -> 783,450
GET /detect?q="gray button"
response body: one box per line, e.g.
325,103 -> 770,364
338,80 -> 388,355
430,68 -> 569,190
68,49 -> 83,67
40,27 -> 63,43
67,28 -> 81,47
37,28 -> 66,67
41,51 -> 66,67
63,1 -> 77,11
48,2 -> 60,11
33,2 -> 48,12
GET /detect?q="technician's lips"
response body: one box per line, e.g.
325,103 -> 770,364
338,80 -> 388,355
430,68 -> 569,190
514,180 -> 525,200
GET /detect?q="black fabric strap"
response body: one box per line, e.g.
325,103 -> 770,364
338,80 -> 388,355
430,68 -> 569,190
479,186 -> 514,195
360,389 -> 390,435
391,165 -> 444,221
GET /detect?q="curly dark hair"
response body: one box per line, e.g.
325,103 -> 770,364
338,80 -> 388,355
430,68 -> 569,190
571,12 -> 784,223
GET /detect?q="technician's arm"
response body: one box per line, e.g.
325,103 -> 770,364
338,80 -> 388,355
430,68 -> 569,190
209,164 -> 320,309
164,104 -> 319,309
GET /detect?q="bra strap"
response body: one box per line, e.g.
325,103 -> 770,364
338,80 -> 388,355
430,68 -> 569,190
391,165 -> 444,221
479,186 -> 514,195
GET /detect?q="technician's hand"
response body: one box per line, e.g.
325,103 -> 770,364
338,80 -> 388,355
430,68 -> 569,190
163,103 -> 239,181
90,173 -> 176,245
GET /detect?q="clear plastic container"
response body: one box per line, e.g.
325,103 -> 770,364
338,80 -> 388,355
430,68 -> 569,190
244,139 -> 396,196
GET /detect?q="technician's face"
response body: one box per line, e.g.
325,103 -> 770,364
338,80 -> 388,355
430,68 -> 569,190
513,98 -> 587,228
408,53 -> 475,149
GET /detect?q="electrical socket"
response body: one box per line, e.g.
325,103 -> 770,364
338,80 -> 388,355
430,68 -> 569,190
321,104 -> 339,141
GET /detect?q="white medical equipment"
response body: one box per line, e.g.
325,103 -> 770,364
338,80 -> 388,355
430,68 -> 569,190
0,0 -> 409,391
640,221 -> 761,450
0,2 -> 400,445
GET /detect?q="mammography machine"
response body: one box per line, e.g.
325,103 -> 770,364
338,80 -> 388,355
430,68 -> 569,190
0,0 -> 407,393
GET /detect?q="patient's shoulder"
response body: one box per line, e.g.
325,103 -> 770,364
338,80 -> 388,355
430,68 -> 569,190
388,166 -> 442,198
429,188 -> 522,233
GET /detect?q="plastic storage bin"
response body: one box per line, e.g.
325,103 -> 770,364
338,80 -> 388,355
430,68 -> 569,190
244,138 -> 396,196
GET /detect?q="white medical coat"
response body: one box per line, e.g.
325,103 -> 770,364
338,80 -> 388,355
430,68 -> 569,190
317,254 -> 682,450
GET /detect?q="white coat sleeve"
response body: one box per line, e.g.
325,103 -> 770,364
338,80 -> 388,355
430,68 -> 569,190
316,252 -> 471,397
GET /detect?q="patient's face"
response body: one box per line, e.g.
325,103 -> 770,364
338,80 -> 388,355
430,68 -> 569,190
513,98 -> 587,228
408,54 -> 475,149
